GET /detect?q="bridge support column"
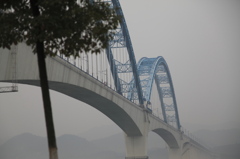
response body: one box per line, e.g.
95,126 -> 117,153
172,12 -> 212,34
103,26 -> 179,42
124,113 -> 150,159
124,134 -> 148,159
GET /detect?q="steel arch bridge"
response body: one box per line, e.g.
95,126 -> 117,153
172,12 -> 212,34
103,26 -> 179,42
0,0 -> 181,131
106,0 -> 181,130
0,1 -> 217,158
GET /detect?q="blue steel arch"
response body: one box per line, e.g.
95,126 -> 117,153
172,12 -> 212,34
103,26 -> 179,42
106,0 -> 181,129
136,56 -> 181,130
106,0 -> 144,105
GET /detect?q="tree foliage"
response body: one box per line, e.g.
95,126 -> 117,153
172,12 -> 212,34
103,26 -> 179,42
0,1 -> 119,159
0,0 -> 119,56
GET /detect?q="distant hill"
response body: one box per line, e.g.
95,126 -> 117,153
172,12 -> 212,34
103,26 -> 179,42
91,131 -> 166,154
57,134 -> 101,159
78,124 -> 122,141
0,133 -> 123,159
0,133 -> 48,159
91,133 -> 125,154
0,133 -> 167,159
1,127 -> 239,159
80,124 -> 240,148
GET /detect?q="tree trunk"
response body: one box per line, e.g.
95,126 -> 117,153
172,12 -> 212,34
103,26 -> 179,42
30,0 -> 58,159
36,41 -> 58,159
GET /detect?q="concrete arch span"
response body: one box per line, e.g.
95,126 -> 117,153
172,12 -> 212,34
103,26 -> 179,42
152,128 -> 179,149
18,80 -> 141,136
0,43 -> 144,137
182,142 -> 191,157
147,115 -> 183,159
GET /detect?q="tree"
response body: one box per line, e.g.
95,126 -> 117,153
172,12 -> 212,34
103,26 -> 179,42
0,1 -> 119,159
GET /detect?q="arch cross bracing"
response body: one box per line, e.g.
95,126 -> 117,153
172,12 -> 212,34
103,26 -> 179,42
106,0 -> 181,130
106,0 -> 144,106
134,57 -> 180,130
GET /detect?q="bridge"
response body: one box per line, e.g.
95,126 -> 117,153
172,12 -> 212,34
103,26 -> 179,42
0,0 -> 216,159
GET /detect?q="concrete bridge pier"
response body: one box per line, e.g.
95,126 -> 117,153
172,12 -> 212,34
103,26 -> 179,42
124,119 -> 149,159
124,134 -> 148,159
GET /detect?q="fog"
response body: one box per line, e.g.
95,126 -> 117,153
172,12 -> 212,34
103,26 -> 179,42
0,0 -> 240,148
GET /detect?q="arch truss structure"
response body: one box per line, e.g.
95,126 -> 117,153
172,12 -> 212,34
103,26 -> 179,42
136,57 -> 181,129
106,0 -> 181,129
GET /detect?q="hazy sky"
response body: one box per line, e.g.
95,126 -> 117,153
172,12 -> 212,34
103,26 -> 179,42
0,0 -> 240,145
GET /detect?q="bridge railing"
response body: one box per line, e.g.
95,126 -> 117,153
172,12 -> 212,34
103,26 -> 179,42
57,52 -> 118,91
180,126 -> 212,151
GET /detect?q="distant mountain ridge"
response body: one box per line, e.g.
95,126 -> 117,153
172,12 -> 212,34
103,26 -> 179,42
0,133 -> 167,159
0,133 -> 48,159
1,127 -> 239,159
78,124 -> 122,141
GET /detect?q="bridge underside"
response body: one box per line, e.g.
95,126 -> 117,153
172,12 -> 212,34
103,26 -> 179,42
152,128 -> 179,148
1,78 -> 143,136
